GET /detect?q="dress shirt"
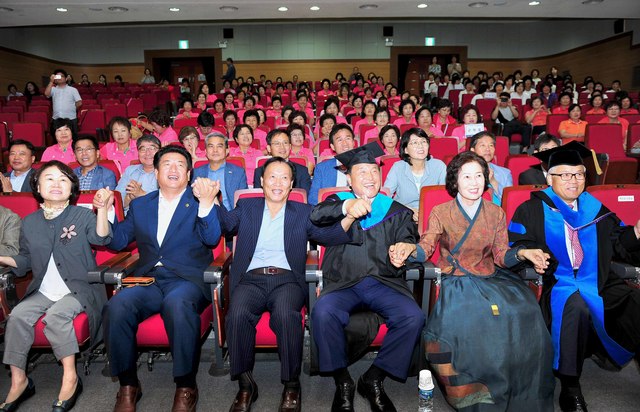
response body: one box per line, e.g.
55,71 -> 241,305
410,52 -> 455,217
10,169 -> 30,192
246,204 -> 291,271
115,164 -> 159,212
564,200 -> 579,268
336,160 -> 347,187
77,167 -> 96,191
206,163 -> 229,210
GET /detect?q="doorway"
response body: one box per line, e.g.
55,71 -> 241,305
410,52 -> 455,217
144,48 -> 223,93
390,46 -> 468,94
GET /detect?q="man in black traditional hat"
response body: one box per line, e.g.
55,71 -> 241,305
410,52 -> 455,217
309,142 -> 426,412
508,141 -> 640,412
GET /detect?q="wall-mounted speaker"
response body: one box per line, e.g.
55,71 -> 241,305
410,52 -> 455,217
223,28 -> 234,39
383,26 -> 394,37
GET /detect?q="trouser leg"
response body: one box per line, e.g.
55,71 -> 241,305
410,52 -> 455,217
42,294 -> 84,361
557,292 -> 592,377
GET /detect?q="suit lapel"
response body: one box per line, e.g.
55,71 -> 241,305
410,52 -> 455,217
246,198 -> 265,256
146,191 -> 160,249
162,188 -> 194,247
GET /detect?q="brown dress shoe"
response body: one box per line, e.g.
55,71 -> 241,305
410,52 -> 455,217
172,386 -> 198,412
113,384 -> 142,412
278,387 -> 301,412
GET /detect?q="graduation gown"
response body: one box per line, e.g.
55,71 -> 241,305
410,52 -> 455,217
508,187 -> 640,370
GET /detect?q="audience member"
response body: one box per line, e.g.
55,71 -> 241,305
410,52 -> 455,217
72,135 -> 117,190
178,126 -> 207,165
115,134 -> 160,209
1,140 -> 36,192
41,118 -> 78,164
519,133 -> 561,185
253,129 -> 311,193
469,131 -> 512,204
525,96 -> 550,138
378,124 -> 400,156
6,84 -> 23,101
44,69 -> 82,132
414,106 -> 444,138
141,110 -> 179,146
140,68 -> 155,84
492,92 -> 532,148
100,117 -> 139,173
558,104 -> 587,143
451,105 -> 486,151
229,124 -> 260,185
598,100 -> 629,150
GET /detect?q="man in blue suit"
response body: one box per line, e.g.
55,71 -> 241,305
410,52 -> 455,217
253,129 -> 311,194
72,135 -> 117,190
308,124 -> 356,204
217,157 -> 351,412
192,132 -> 247,210
97,145 -> 221,412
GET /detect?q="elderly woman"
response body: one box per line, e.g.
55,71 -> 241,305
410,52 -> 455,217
0,161 -> 112,412
100,117 -> 138,173
558,104 -> 587,143
178,126 -> 207,166
598,100 -> 630,150
377,124 -> 400,156
41,118 -> 77,165
586,94 -> 605,115
393,99 -> 417,127
228,124 -> 260,185
384,128 -> 446,220
363,107 -> 391,143
451,105 -> 486,151
415,106 -> 445,138
389,151 -> 554,411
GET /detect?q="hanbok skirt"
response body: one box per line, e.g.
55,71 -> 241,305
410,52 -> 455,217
424,268 -> 555,411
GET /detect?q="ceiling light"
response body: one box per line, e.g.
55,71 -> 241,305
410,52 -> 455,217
88,7 -> 103,11
310,6 -> 320,11
278,6 -> 288,11
468,2 -> 488,7
528,1 -> 540,5
56,7 -> 68,12
581,0 -> 603,4
0,7 -> 14,12
418,3 -> 428,8
219,6 -> 238,12
359,4 -> 379,10
108,6 -> 128,12
169,7 -> 180,12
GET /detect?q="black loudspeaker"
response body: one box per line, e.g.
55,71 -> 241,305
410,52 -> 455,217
614,19 -> 624,34
383,26 -> 394,37
223,28 -> 234,39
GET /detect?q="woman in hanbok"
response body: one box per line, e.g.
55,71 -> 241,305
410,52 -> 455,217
390,151 -> 555,411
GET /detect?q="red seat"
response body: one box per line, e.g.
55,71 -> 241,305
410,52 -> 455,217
621,114 -> 640,125
587,184 -> 640,226
358,123 -> 376,139
0,122 -> 9,150
380,154 -> 401,183
429,137 -> 458,163
501,184 -> 546,225
0,192 -> 39,218
140,93 -> 158,112
461,93 -> 475,108
23,111 -> 50,135
505,155 -> 542,184
2,105 -> 24,121
475,99 -> 497,125
584,114 -> 606,124
628,123 -> 640,153
545,114 -> 567,137
78,109 -> 107,138
12,122 -> 45,148
174,117 -> 198,133
104,103 -> 127,123
32,312 -> 90,347
0,112 -> 20,132
449,90 -> 462,111
125,98 -> 144,118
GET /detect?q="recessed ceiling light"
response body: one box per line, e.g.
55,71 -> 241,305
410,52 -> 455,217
418,3 -> 428,8
278,6 -> 288,11
528,1 -> 540,5
56,7 -> 68,12
169,7 -> 180,12
310,6 -> 320,11
0,7 -> 14,12
581,0 -> 603,4
359,4 -> 379,10
468,2 -> 488,7
219,6 -> 238,12
108,6 -> 129,12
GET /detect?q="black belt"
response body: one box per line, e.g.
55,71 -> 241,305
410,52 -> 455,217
248,267 -> 289,275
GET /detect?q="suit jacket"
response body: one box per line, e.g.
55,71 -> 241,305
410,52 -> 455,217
253,161 -> 311,195
308,158 -> 338,205
192,162 -> 248,209
73,165 -> 117,190
108,187 -> 221,298
216,197 -> 350,294
4,169 -> 35,192
518,165 -> 547,185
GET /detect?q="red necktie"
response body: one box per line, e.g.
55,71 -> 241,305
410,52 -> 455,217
568,205 -> 583,269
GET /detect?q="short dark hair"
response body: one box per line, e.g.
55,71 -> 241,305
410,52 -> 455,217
469,131 -> 496,149
374,106 -> 390,122
136,134 -> 161,149
149,109 -> 171,127
243,109 -> 259,124
568,103 -> 581,114
31,160 -> 80,204
399,127 -> 430,165
399,99 -> 416,113
437,98 -> 452,110
329,123 -> 353,146
109,116 -> 131,132
414,106 -> 431,124
8,139 -> 35,156
53,68 -> 68,78
197,111 -> 215,127
319,113 -> 336,128
266,129 -> 290,145
604,100 -> 620,110
178,126 -> 199,144
533,133 -> 561,151
153,144 -> 193,172
460,104 -> 482,123
72,134 -> 99,151
445,152 -> 490,198
233,124 -> 253,144
288,110 -> 307,125
224,110 -> 238,121
262,156 -> 296,183
51,118 -> 77,140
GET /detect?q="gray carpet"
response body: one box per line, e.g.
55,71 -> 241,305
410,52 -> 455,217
0,340 -> 638,412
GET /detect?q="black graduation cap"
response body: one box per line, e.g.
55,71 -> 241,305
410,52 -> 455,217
335,142 -> 385,172
532,140 -> 602,175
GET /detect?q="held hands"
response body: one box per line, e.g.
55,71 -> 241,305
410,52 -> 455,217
93,187 -> 114,210
518,248 -> 551,274
344,198 -> 372,220
389,242 -> 417,268
191,177 -> 220,209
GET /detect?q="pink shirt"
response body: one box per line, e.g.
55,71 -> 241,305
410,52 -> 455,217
252,128 -> 268,150
363,126 -> 383,142
290,147 -> 316,165
41,144 -> 76,165
451,125 -> 487,151
392,117 -> 417,127
157,126 -> 179,145
229,146 -> 260,185
99,141 -> 138,173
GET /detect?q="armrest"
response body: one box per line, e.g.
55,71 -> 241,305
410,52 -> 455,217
611,261 -> 640,281
305,250 -> 321,310
204,249 -> 232,285
519,266 -> 541,282
88,252 -> 131,284
98,253 -> 140,289
0,266 -> 18,316
405,260 -> 441,313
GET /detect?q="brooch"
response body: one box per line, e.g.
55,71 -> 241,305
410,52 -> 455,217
60,225 -> 77,245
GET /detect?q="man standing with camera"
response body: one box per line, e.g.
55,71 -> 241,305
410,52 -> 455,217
45,68 -> 83,134
491,92 -> 532,150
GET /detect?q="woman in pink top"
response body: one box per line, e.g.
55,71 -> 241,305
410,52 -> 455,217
195,92 -> 208,112
378,124 -> 400,156
175,98 -> 200,120
229,124 -> 260,185
179,126 -> 207,165
100,116 -> 138,173
41,118 -> 77,164
353,101 -> 377,140
451,105 -> 485,151
364,107 -> 391,143
148,110 -> 179,146
224,92 -> 236,110
288,124 -> 315,175
266,96 -> 283,119
433,99 -> 458,135
200,83 -> 214,104
209,99 -> 226,119
393,99 -> 417,127
415,106 -> 445,138
223,110 -> 238,140
598,100 -> 630,150
317,79 -> 334,98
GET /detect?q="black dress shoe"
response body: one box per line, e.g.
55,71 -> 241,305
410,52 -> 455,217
278,386 -> 301,412
331,381 -> 355,412
0,378 -> 36,412
559,391 -> 588,412
229,373 -> 258,412
356,376 -> 397,412
52,377 -> 83,412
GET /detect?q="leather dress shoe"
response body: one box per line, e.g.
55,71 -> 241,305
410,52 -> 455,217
172,386 -> 198,412
51,377 -> 83,412
113,384 -> 142,412
0,378 -> 36,412
229,374 -> 258,412
357,376 -> 397,412
331,381 -> 355,412
559,392 -> 588,412
278,387 -> 301,412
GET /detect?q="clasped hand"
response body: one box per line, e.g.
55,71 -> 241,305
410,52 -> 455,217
191,177 -> 220,208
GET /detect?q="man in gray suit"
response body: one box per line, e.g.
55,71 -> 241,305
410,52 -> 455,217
1,140 -> 36,193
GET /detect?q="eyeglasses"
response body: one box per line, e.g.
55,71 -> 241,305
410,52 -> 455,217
408,140 -> 428,147
74,148 -> 96,154
138,146 -> 159,153
270,141 -> 290,148
549,172 -> 586,181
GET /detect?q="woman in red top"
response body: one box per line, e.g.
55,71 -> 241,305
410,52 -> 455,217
433,99 -> 457,135
552,92 -> 573,115
195,92 -> 208,112
598,100 -> 630,150
525,96 -> 550,136
620,95 -> 639,115
586,94 -> 605,115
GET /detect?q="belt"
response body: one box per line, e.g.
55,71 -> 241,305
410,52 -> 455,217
247,267 -> 289,275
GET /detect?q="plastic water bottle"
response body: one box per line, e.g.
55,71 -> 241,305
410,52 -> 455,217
418,369 -> 434,412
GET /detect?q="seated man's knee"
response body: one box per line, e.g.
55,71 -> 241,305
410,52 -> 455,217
162,294 -> 201,321
270,307 -> 301,330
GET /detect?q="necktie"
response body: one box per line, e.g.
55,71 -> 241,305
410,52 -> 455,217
568,205 -> 583,269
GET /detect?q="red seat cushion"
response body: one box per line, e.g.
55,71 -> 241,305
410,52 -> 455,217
255,307 -> 306,348
371,324 -> 388,347
32,312 -> 90,347
136,304 -> 213,347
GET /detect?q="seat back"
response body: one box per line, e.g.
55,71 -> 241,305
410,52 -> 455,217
234,188 -> 307,207
12,122 -> 45,148
0,112 -> 19,132
587,184 -> 640,225
125,98 -> 144,118
380,155 -> 401,183
23,111 -> 50,134
429,137 -> 458,163
173,117 -> 198,133
78,109 -> 107,138
628,123 -> 640,153
0,192 -> 39,218
585,123 -> 625,158
505,155 -> 541,184
475,99 -> 497,123
501,185 -> 547,224
103,103 -> 127,123
545,114 -> 567,136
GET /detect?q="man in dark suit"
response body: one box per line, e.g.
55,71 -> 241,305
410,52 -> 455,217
217,157 -> 351,412
192,132 -> 247,210
1,139 -> 36,193
97,145 -> 221,412
253,129 -> 311,194
519,133 -> 561,185
308,124 -> 355,204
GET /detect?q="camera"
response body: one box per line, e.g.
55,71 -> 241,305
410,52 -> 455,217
54,74 -> 62,80
500,97 -> 508,102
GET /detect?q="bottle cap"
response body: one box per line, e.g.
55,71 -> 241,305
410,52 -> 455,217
419,369 -> 434,390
